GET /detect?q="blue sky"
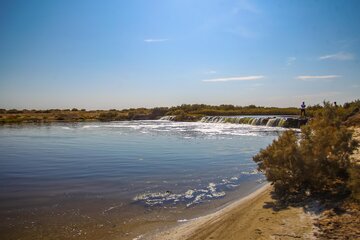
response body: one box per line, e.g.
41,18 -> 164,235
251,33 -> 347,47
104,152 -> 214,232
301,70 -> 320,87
0,0 -> 359,109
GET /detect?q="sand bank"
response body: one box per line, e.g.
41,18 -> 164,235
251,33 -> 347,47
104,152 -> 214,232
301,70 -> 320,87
147,184 -> 315,240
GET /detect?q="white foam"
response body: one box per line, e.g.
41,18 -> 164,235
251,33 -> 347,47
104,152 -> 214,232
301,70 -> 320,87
76,120 -> 287,138
132,171 -> 265,207
177,219 -> 189,223
134,180 -> 232,207
82,125 -> 100,129
212,191 -> 226,197
184,189 -> 195,199
208,182 -> 217,192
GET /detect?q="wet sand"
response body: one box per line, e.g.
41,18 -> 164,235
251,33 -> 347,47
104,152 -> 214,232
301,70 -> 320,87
148,184 -> 316,240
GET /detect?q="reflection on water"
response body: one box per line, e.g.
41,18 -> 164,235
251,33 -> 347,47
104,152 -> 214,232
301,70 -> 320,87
0,120 -> 286,239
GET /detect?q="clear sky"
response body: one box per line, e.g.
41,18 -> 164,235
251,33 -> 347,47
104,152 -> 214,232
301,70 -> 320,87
0,0 -> 359,109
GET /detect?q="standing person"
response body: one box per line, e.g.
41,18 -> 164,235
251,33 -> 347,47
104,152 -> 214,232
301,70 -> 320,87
301,101 -> 306,117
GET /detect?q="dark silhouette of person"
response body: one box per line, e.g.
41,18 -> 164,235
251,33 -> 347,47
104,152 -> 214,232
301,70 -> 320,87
301,101 -> 306,117
334,101 -> 337,107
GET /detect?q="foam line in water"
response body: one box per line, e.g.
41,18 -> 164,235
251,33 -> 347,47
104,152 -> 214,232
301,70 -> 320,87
75,120 -> 290,138
133,170 -> 263,207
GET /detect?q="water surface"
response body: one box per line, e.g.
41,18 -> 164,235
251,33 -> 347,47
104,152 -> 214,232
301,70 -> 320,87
0,120 -> 286,239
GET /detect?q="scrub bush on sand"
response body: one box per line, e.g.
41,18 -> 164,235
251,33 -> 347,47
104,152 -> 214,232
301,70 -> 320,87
253,102 -> 359,200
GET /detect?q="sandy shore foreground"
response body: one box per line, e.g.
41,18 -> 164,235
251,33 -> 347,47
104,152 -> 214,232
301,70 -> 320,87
148,184 -> 316,240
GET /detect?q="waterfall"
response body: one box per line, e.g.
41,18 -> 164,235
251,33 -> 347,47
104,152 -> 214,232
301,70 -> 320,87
160,115 -> 304,128
199,116 -> 300,128
266,118 -> 279,127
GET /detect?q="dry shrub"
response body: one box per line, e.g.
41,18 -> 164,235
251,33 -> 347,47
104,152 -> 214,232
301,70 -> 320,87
254,103 -> 359,198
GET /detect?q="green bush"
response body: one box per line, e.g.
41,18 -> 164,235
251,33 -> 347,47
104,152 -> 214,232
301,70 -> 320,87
254,130 -> 303,195
253,103 -> 359,197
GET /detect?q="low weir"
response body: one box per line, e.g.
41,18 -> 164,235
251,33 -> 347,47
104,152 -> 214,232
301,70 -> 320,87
159,115 -> 177,121
160,115 -> 307,128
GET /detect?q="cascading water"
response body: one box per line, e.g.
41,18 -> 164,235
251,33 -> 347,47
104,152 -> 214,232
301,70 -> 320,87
200,116 -> 291,127
159,115 -> 176,121
200,116 -> 303,128
160,115 -> 306,128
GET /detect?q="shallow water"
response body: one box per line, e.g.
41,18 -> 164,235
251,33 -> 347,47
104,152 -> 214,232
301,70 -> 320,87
0,120 -> 286,239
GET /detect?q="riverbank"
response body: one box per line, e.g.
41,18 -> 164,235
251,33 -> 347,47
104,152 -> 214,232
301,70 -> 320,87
0,105 -> 302,124
147,184 -> 316,240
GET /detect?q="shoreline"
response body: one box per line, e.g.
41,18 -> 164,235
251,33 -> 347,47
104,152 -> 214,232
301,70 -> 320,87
147,183 -> 272,240
146,183 -> 315,240
0,113 -> 305,128
0,106 -> 302,125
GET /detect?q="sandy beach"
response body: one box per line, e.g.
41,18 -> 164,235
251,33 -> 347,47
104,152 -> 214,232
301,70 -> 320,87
148,184 -> 316,240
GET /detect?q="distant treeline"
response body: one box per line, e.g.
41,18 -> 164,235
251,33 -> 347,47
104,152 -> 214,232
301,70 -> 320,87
1,100 -> 359,125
